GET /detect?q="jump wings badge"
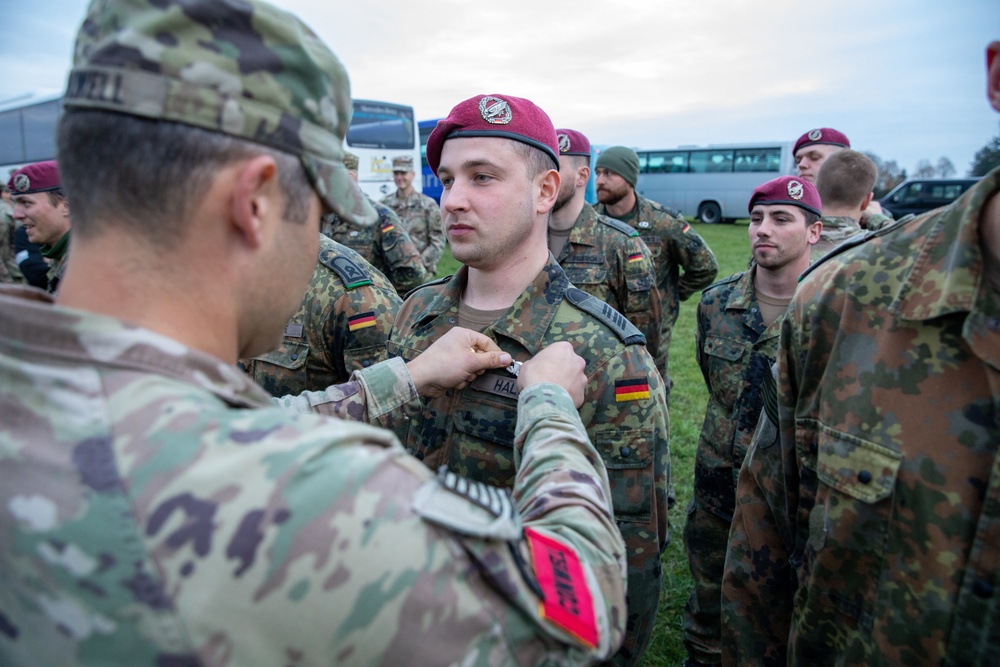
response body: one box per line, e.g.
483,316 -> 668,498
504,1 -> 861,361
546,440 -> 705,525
479,96 -> 513,125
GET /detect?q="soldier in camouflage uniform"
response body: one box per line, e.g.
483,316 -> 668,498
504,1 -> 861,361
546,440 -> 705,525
549,128 -> 662,354
594,145 -> 718,396
242,234 -> 401,395
321,152 -> 428,294
0,2 -> 632,664
682,176 -> 822,667
382,154 -> 445,274
793,127 -> 893,232
7,161 -> 70,293
811,149 -> 878,262
722,43 -> 1000,666
388,94 -> 670,667
0,183 -> 25,284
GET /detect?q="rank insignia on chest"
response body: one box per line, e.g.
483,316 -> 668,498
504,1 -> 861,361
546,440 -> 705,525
348,312 -> 377,331
615,377 -> 650,402
637,221 -> 650,229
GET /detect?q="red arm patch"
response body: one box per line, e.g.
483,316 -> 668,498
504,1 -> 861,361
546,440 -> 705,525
524,527 -> 599,649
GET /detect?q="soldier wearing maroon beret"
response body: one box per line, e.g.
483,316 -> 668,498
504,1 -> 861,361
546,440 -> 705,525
389,94 -> 671,666
7,160 -> 71,293
548,127 -> 663,358
682,174 -> 821,667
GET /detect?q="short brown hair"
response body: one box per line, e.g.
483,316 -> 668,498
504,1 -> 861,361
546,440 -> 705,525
816,150 -> 877,209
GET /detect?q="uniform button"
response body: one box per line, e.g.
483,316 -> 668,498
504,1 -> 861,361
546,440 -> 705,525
857,470 -> 873,484
448,317 -> 456,324
620,446 -> 633,458
464,412 -> 473,420
988,317 -> 1000,333
974,579 -> 994,599
445,390 -> 452,397
290,353 -> 298,361
415,452 -> 425,460
363,360 -> 371,367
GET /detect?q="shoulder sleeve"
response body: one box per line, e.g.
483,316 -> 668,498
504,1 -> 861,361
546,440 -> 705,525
563,287 -> 646,346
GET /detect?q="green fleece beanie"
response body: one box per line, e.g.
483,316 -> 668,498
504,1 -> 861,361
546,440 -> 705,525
596,146 -> 640,187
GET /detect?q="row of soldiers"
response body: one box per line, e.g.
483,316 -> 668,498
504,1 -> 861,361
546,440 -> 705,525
1,1 -> 996,666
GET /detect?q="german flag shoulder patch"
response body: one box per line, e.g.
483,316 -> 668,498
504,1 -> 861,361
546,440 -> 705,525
615,377 -> 650,402
348,311 -> 377,331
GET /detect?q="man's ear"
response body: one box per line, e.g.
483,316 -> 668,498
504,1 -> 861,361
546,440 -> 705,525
577,165 -> 591,188
860,191 -> 874,211
537,168 -> 560,214
230,155 -> 279,248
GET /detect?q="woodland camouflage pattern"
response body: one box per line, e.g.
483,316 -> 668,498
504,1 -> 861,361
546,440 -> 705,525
385,257 -> 671,666
683,268 -> 781,665
380,189 -> 445,274
0,201 -> 24,284
810,215 -> 864,263
554,203 -> 663,355
242,234 -> 401,395
596,195 -> 718,390
322,195 -> 428,294
0,285 -> 630,666
63,0 -> 375,224
722,169 -> 1000,666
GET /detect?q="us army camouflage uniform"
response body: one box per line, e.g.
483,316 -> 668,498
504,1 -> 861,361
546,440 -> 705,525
682,268 -> 781,666
0,200 -> 24,284
381,188 -> 445,274
596,195 -> 718,393
555,202 -> 663,355
386,257 -> 671,666
0,285 -> 629,665
322,194 -> 428,294
722,169 -> 1000,666
242,234 -> 400,395
811,214 -> 864,262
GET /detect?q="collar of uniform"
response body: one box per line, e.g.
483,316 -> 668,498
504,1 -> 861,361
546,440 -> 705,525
722,269 -> 757,313
566,203 -> 601,248
0,286 -> 272,408
820,215 -> 862,233
892,170 -> 999,322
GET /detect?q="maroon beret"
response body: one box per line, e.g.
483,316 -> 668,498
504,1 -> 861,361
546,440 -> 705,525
793,127 -> 850,155
555,128 -> 591,157
426,94 -> 559,174
8,160 -> 61,195
749,176 -> 822,217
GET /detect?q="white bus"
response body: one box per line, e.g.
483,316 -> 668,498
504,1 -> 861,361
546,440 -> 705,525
0,91 -> 63,180
0,92 -> 420,202
346,99 -> 421,200
634,142 -> 795,224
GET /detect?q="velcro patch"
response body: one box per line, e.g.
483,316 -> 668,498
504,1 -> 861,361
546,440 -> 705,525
525,527 -> 599,649
470,372 -> 520,399
615,378 -> 650,402
627,252 -> 643,263
284,322 -> 304,338
411,466 -> 521,541
381,223 -> 395,233
348,312 -> 377,331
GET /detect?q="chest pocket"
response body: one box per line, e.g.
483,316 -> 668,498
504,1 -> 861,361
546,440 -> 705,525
450,386 -> 519,487
640,235 -> 661,260
596,429 -> 654,523
703,334 -> 748,410
562,255 -> 607,287
803,425 -> 902,629
250,339 -> 309,396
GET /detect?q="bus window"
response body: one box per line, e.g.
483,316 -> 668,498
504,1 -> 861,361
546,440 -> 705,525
0,107 -> 24,168
646,151 -> 688,174
23,100 -> 61,164
689,149 -> 734,174
733,147 -> 781,172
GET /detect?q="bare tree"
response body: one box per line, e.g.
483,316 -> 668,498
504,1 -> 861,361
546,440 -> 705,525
935,157 -> 956,178
863,151 -> 907,197
914,159 -> 936,178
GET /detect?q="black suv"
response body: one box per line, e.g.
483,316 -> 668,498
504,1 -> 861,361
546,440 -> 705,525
880,178 -> 980,219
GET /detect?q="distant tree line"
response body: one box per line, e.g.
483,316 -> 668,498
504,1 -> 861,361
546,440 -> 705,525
864,134 -> 1000,197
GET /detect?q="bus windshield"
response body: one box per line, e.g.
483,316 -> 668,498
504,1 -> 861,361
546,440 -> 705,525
347,99 -> 420,200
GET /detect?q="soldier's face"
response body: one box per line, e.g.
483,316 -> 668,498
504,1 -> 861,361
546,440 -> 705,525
795,144 -> 842,184
437,137 -> 540,271
595,168 -> 631,206
749,204 -> 820,270
553,155 -> 584,212
12,193 -> 70,246
393,170 -> 415,191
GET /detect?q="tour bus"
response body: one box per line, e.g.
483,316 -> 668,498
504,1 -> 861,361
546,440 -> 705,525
418,118 -> 443,203
0,91 -> 63,180
634,142 -> 795,223
347,99 -> 421,201
0,92 -> 420,203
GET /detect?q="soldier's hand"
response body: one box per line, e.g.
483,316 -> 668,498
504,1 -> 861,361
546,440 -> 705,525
406,327 -> 511,398
517,342 -> 587,408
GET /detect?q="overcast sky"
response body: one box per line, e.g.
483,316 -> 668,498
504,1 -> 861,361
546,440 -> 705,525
2,0 -> 997,175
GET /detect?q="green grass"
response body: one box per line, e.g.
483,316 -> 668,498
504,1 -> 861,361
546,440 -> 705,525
434,221 -> 754,666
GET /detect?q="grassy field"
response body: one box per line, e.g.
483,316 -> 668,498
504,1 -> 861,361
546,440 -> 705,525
435,220 -> 753,666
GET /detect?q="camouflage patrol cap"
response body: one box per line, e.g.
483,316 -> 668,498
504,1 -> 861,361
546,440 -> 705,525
555,128 -> 591,157
426,94 -> 560,174
749,175 -> 822,217
391,156 -> 414,172
8,161 -> 61,194
63,0 -> 376,224
793,128 -> 851,155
